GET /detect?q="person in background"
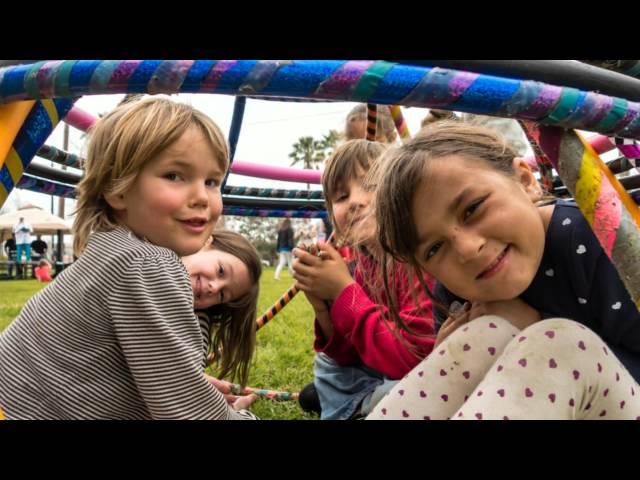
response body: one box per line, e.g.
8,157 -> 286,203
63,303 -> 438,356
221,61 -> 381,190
30,235 -> 48,279
274,218 -> 295,281
4,235 -> 17,279
12,217 -> 33,278
34,260 -> 53,283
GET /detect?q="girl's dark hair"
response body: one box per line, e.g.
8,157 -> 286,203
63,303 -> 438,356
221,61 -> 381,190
374,120 -> 522,334
200,229 -> 262,387
323,139 -> 431,356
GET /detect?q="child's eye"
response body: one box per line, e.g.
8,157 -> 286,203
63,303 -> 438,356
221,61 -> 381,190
425,241 -> 443,261
334,192 -> 348,202
206,178 -> 221,188
463,198 -> 485,221
218,264 -> 224,277
164,172 -> 183,182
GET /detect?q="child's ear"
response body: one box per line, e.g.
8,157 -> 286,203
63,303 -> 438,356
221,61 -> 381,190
104,192 -> 126,211
512,157 -> 541,200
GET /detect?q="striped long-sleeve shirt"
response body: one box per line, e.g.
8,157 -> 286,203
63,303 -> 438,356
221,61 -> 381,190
0,227 -> 257,420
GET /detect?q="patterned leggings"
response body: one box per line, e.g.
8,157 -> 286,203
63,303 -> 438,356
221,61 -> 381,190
367,316 -> 640,420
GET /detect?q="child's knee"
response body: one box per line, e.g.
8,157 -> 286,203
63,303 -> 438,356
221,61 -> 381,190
520,318 -> 603,348
442,315 -> 520,354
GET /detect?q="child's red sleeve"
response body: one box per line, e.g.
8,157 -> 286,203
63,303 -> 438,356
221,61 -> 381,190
328,280 -> 436,380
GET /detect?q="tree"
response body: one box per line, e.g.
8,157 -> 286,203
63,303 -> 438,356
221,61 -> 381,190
229,216 -> 279,265
319,129 -> 340,154
288,129 -> 340,189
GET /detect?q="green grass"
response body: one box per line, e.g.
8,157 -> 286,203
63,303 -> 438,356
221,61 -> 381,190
0,267 -> 318,420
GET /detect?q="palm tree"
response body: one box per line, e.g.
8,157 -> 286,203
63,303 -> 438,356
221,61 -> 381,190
289,136 -> 326,190
288,130 -> 340,190
319,129 -> 340,158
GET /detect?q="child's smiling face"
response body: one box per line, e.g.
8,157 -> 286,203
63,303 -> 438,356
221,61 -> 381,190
331,168 -> 376,247
182,247 -> 252,309
412,155 -> 548,302
109,126 -> 224,257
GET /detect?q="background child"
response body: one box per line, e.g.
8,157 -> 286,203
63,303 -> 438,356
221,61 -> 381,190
369,121 -> 640,418
344,104 -> 398,144
274,218 -> 295,280
420,108 -> 458,128
0,97 -> 256,419
34,259 -> 53,282
292,139 -> 435,419
182,229 -> 262,388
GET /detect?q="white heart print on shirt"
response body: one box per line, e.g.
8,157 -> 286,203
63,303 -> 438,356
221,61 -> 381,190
545,269 -> 554,277
576,245 -> 587,254
612,302 -> 622,310
562,218 -> 572,226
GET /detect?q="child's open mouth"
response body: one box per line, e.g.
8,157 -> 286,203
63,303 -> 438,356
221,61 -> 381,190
181,218 -> 208,233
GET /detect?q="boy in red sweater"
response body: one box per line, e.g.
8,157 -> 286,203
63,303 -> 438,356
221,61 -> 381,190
293,140 -> 436,419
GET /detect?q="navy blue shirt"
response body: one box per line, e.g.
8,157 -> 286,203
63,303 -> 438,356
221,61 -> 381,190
433,199 -> 640,382
276,228 -> 294,252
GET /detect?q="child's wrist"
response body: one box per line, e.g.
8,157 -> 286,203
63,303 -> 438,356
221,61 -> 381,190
332,279 -> 356,301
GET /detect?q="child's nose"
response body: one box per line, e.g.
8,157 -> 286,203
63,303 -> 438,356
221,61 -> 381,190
207,280 -> 220,294
190,182 -> 209,207
452,232 -> 485,263
349,188 -> 368,206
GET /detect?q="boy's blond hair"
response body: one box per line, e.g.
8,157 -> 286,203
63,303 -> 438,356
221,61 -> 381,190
73,96 -> 229,255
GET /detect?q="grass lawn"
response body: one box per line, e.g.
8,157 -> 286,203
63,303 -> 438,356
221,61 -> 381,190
0,267 -> 318,420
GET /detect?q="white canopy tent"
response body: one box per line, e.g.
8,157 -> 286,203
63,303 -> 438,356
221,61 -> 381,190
0,207 -> 71,244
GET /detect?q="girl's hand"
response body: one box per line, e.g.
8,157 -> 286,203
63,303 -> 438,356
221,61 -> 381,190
434,302 -> 471,347
292,243 -> 354,301
231,394 -> 258,411
204,374 -> 258,410
468,298 -> 541,330
204,374 -> 238,404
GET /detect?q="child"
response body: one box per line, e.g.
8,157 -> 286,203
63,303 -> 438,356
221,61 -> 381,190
0,97 -> 256,419
368,121 -> 640,419
292,139 -> 436,420
344,104 -> 398,144
274,218 -> 295,280
34,259 -> 53,282
420,109 -> 458,128
182,229 -> 262,388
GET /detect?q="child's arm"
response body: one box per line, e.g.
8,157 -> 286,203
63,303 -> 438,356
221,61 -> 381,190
302,290 -> 334,339
586,249 -> 640,352
293,244 -> 361,364
469,298 -> 541,330
204,374 -> 258,410
110,254 -> 258,420
327,280 -> 436,379
554,205 -> 640,352
295,244 -> 436,378
292,243 -> 355,302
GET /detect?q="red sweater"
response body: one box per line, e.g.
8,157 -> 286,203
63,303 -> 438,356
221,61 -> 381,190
313,251 -> 436,380
34,266 -> 53,282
